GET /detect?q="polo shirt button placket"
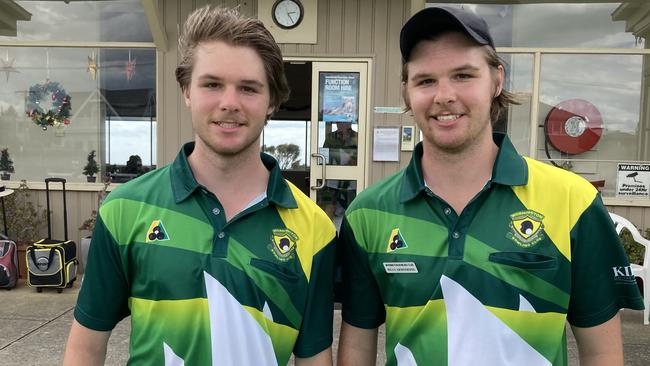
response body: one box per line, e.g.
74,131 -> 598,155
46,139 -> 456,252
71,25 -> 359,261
444,207 -> 452,215
218,232 -> 225,239
452,231 -> 460,239
212,207 -> 221,215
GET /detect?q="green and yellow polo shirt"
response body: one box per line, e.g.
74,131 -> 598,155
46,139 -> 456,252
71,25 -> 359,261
75,142 -> 336,365
340,133 -> 643,366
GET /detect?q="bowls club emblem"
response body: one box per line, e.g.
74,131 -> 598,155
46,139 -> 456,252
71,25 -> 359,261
269,229 -> 298,261
507,211 -> 545,248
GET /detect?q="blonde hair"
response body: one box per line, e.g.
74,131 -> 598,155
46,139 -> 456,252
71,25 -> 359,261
175,6 -> 290,112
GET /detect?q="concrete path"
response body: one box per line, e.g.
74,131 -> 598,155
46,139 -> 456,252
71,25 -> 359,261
1,278 -> 647,365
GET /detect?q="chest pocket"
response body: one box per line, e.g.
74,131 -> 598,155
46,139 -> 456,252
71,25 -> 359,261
488,252 -> 557,270
249,258 -> 299,283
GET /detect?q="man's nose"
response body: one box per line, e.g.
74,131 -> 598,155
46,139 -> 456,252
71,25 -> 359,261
433,80 -> 456,105
219,86 -> 241,112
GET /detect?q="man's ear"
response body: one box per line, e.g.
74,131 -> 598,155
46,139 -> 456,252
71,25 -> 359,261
494,65 -> 505,97
401,82 -> 411,110
182,86 -> 191,108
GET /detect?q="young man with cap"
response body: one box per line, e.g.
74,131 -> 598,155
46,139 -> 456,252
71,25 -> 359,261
64,6 -> 336,365
337,6 -> 644,366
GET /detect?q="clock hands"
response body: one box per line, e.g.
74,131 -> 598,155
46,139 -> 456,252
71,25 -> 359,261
287,11 -> 296,23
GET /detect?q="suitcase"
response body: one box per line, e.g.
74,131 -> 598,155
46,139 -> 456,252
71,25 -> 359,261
0,234 -> 18,289
26,178 -> 78,293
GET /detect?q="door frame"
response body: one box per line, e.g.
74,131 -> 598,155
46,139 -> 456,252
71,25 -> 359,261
282,57 -> 372,201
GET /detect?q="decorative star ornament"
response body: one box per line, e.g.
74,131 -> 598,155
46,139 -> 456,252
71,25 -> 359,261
0,55 -> 19,82
87,52 -> 98,80
124,58 -> 137,81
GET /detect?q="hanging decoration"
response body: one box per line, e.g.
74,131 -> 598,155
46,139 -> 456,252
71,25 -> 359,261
25,80 -> 72,130
0,50 -> 19,82
123,49 -> 136,81
87,52 -> 98,81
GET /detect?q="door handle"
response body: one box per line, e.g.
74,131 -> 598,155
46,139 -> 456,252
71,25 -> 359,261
311,153 -> 326,190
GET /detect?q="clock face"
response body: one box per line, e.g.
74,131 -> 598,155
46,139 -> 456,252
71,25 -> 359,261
272,0 -> 303,29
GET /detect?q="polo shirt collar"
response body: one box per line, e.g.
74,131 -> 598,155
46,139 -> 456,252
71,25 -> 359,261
170,142 -> 298,208
399,133 -> 528,203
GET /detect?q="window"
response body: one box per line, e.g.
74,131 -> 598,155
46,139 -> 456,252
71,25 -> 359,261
0,0 -> 156,183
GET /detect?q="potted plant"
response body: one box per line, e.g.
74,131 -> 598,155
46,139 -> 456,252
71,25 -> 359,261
83,150 -> 99,182
0,148 -> 14,181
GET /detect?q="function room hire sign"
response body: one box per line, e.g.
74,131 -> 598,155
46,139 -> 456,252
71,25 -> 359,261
617,163 -> 650,198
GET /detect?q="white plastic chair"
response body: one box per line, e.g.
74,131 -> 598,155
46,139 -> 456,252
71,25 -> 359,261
609,212 -> 649,325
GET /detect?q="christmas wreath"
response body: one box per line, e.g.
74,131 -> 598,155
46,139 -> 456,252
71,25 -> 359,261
25,80 -> 72,130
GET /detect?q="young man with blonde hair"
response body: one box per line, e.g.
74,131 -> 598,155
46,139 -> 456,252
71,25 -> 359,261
338,6 -> 643,366
65,6 -> 335,365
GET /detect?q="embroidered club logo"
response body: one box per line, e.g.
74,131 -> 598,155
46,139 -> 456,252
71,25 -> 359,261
146,220 -> 169,242
269,229 -> 298,261
387,228 -> 408,252
507,210 -> 544,248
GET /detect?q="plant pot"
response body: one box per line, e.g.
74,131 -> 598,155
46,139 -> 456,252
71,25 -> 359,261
0,173 -> 10,181
86,176 -> 97,183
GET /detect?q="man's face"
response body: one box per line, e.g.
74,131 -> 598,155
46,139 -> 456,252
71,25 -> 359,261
337,123 -> 352,132
404,32 -> 503,154
183,40 -> 274,158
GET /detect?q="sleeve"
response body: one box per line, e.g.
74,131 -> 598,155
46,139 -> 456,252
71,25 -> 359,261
339,216 -> 386,329
292,238 -> 336,358
74,212 -> 131,331
567,196 -> 644,327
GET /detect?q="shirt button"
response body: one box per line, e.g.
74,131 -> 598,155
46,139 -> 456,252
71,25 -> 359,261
444,207 -> 452,215
212,208 -> 221,215
452,231 -> 460,239
218,232 -> 225,239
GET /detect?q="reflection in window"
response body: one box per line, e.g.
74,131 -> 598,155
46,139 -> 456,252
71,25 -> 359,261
499,53 -> 534,154
0,47 -> 156,183
0,0 -> 153,42
427,2 -> 643,48
105,118 -> 156,183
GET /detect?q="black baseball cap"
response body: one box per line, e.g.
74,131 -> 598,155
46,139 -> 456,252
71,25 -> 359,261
400,6 -> 495,62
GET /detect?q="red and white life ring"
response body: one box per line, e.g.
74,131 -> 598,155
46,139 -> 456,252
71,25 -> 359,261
545,99 -> 603,155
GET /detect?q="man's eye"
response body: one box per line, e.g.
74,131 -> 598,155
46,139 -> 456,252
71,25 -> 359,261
417,79 -> 433,86
455,74 -> 473,80
204,82 -> 220,89
241,86 -> 258,93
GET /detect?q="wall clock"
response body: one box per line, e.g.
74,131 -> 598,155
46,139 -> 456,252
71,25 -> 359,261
272,0 -> 304,29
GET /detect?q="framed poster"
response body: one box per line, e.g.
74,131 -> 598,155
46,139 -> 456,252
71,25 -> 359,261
319,72 -> 359,123
401,125 -> 415,151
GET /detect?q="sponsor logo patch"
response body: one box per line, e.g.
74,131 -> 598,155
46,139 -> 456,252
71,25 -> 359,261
506,210 -> 545,248
612,265 -> 636,282
269,228 -> 298,261
387,228 -> 408,252
146,220 -> 169,242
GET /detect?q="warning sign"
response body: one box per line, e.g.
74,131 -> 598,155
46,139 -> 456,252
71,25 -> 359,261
617,164 -> 650,198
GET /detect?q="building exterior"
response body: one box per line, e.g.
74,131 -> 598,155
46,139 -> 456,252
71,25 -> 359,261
0,0 -> 649,250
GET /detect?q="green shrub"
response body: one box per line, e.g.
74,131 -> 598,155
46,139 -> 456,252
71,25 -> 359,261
618,229 -> 647,265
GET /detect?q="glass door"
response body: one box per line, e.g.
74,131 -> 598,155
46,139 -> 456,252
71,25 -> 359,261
310,62 -> 367,230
